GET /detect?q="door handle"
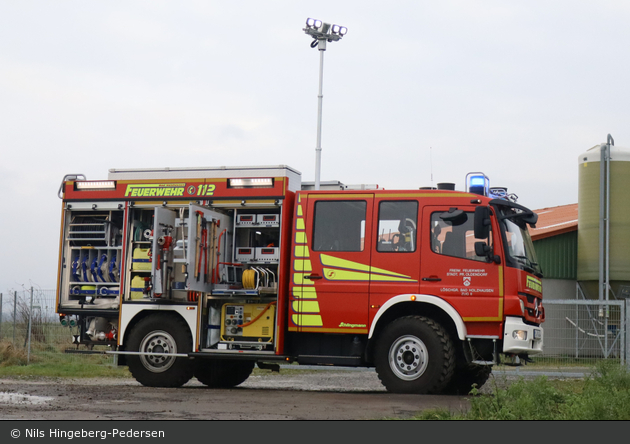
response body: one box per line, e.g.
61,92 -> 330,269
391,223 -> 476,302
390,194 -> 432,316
304,274 -> 323,280
422,276 -> 442,282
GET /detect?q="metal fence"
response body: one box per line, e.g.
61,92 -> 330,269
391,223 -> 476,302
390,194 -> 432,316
0,288 -> 115,366
1,289 -> 629,369
537,299 -> 629,368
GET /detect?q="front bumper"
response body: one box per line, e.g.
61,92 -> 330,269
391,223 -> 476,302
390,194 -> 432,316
502,316 -> 543,355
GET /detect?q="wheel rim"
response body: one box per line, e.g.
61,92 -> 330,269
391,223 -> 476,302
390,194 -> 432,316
139,330 -> 177,373
388,335 -> 429,381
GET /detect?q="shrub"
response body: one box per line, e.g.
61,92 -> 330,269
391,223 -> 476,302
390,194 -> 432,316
0,341 -> 29,367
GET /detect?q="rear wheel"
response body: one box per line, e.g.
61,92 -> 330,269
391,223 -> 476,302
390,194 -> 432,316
194,360 -> 255,388
375,315 -> 455,394
126,314 -> 193,387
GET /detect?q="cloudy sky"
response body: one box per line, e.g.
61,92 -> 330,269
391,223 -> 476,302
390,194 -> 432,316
1,1 -> 629,292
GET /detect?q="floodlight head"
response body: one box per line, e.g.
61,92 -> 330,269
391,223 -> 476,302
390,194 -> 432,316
303,18 -> 345,48
331,24 -> 348,37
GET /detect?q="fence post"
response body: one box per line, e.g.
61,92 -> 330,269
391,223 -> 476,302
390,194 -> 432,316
12,291 -> 17,345
27,287 -> 33,365
626,299 -> 630,371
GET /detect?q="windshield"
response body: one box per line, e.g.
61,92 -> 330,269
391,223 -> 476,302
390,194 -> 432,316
497,206 -> 543,277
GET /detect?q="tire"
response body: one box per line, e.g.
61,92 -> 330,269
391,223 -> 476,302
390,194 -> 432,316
444,364 -> 492,395
194,360 -> 255,388
126,314 -> 193,387
374,315 -> 455,394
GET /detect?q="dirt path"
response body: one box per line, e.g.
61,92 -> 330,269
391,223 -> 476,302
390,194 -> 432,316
0,369 -> 471,420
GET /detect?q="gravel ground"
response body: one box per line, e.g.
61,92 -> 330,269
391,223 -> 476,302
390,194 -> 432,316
0,366 -> 590,420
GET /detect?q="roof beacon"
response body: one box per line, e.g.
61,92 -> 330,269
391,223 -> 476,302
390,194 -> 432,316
466,172 -> 489,196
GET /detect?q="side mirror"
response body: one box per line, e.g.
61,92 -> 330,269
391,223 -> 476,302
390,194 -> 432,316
475,241 -> 501,264
474,206 -> 491,239
522,212 -> 538,227
475,241 -> 492,257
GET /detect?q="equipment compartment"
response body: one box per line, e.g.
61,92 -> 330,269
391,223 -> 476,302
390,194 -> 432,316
203,298 -> 277,352
199,206 -> 282,353
59,208 -> 124,311
124,204 -> 234,302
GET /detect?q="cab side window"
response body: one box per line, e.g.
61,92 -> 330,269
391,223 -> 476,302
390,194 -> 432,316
377,201 -> 418,252
430,211 -> 491,261
313,201 -> 366,251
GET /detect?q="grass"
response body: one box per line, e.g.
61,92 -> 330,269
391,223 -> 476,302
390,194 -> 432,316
412,361 -> 630,420
0,340 -> 314,379
0,340 -> 131,378
0,362 -> 131,378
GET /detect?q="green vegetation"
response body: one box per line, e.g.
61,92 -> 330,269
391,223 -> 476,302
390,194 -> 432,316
0,340 -> 130,378
0,361 -> 131,378
414,361 -> 630,420
0,341 -> 313,379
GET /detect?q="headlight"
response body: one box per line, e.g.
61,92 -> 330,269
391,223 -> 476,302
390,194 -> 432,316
512,330 -> 528,341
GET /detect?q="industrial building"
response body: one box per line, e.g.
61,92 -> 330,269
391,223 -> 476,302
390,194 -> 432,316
530,138 -> 629,362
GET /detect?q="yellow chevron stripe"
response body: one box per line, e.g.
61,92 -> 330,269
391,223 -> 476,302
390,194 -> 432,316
295,231 -> 307,244
322,268 -> 417,282
292,301 -> 320,313
293,260 -> 312,272
307,194 -> 372,199
296,218 -> 305,230
320,254 -> 413,279
377,193 -> 473,198
299,327 -> 368,334
291,314 -> 323,327
292,286 -> 318,299
294,245 -> 310,258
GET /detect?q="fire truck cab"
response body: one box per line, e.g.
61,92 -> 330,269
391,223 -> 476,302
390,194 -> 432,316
57,166 -> 544,394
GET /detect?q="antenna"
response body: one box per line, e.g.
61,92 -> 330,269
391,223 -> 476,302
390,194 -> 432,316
430,147 -> 434,188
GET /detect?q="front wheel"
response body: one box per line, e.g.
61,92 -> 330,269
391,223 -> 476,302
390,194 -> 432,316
126,314 -> 193,387
375,316 -> 455,394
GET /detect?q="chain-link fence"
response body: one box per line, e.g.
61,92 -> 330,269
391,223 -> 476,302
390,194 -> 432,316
1,289 -> 629,369
0,288 -> 115,366
536,299 -> 629,368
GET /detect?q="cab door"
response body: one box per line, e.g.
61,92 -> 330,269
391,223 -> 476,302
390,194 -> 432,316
419,205 -> 503,322
290,194 -> 373,333
369,199 -> 421,325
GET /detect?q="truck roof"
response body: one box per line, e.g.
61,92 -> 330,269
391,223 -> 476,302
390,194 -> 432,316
107,165 -> 303,192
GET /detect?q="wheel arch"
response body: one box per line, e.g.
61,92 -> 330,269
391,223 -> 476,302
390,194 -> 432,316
121,308 -> 195,352
366,295 -> 466,364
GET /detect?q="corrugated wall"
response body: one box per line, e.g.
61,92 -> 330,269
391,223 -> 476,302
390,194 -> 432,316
533,231 -> 578,280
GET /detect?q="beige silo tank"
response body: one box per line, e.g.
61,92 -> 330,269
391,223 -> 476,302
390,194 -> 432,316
577,144 -> 630,297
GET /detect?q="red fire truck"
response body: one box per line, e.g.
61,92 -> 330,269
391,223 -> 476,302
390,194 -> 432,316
56,165 -> 544,394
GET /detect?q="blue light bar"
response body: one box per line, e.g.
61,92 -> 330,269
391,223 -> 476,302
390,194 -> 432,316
466,172 -> 489,196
